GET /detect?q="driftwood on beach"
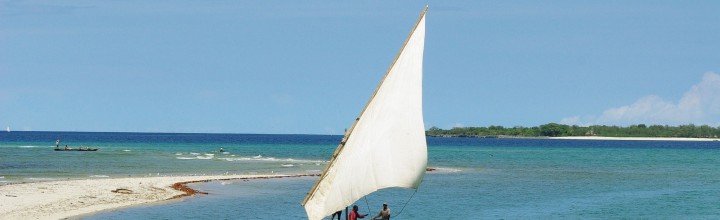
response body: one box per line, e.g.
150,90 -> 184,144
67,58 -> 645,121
169,174 -> 320,199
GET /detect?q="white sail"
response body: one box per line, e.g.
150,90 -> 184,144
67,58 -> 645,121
303,7 -> 427,220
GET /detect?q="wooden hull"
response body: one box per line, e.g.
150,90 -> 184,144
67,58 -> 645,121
54,148 -> 98,151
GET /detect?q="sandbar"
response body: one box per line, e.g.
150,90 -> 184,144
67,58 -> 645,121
0,174 -> 316,220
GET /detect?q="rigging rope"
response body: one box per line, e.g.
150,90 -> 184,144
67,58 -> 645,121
392,189 -> 418,219
363,196 -> 373,216
362,189 -> 419,219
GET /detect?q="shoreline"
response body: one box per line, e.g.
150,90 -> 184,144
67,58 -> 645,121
548,136 -> 720,142
427,135 -> 720,142
0,174 -> 318,220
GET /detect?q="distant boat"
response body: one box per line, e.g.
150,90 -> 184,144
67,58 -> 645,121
55,141 -> 99,151
5,126 -> 9,132
302,6 -> 429,220
54,148 -> 98,151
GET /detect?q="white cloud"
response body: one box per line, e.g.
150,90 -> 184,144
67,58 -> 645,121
562,72 -> 720,126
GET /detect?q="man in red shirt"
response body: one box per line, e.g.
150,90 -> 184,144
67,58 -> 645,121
349,205 -> 368,220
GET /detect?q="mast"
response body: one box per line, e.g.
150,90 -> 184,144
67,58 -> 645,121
302,5 -> 428,206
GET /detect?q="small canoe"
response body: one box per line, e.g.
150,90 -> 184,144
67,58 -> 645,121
54,148 -> 98,151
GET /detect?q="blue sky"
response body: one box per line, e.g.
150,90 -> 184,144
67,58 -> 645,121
1,1 -> 719,134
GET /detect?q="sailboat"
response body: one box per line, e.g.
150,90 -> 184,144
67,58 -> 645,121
302,6 -> 428,220
5,126 -> 9,133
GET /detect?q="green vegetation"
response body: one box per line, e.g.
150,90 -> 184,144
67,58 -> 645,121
426,123 -> 720,138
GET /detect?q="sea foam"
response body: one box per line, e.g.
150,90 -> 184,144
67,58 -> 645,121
27,177 -> 56,181
196,155 -> 214,160
176,155 -> 215,160
219,156 -> 326,164
430,167 -> 463,173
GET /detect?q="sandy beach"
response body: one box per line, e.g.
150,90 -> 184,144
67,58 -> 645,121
0,174 -> 314,220
549,136 -> 720,142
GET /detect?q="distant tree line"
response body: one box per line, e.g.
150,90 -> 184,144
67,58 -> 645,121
426,123 -> 720,138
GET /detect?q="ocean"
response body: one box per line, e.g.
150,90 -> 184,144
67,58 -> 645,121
1,131 -> 719,219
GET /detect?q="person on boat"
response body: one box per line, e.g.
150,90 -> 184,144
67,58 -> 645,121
64,145 -> 70,150
219,147 -> 224,152
349,205 -> 368,220
372,202 -> 391,220
331,210 -> 342,220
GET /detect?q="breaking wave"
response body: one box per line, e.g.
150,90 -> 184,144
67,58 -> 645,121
26,177 -> 56,181
196,155 -> 214,160
176,155 -> 215,160
219,156 -> 326,164
174,152 -> 217,160
172,152 -> 326,164
429,167 -> 463,173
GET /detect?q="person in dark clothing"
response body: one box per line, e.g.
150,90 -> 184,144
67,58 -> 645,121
331,210 -> 342,220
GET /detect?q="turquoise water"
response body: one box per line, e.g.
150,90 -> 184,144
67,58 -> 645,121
2,132 -> 720,219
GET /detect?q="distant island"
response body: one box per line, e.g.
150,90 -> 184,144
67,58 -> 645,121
426,123 -> 720,139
